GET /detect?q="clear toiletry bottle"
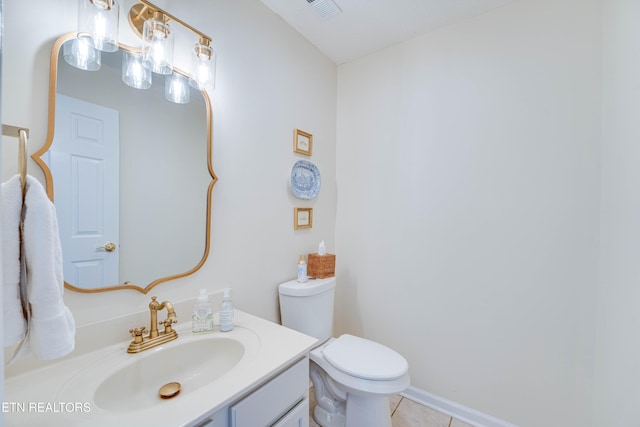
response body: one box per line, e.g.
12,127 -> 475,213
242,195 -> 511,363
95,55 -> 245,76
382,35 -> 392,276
297,254 -> 308,283
192,289 -> 214,333
219,288 -> 234,332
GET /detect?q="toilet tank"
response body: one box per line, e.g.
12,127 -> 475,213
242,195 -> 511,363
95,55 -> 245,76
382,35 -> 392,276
278,277 -> 336,343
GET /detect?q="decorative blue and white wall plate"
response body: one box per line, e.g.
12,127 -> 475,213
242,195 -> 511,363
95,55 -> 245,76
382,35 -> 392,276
290,160 -> 321,199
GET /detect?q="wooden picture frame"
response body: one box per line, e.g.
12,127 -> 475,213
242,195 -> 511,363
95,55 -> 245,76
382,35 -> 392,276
294,207 -> 313,230
294,129 -> 313,156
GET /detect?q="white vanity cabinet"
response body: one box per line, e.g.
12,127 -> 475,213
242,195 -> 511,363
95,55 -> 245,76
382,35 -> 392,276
190,357 -> 310,427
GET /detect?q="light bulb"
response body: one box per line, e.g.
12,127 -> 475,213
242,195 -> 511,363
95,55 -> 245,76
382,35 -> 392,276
122,51 -> 152,89
165,73 -> 190,104
142,13 -> 174,75
63,38 -> 101,71
77,0 -> 119,53
189,40 -> 216,91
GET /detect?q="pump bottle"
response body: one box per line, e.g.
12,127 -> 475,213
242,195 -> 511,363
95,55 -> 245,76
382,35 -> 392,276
297,254 -> 308,283
219,288 -> 234,332
192,289 -> 214,333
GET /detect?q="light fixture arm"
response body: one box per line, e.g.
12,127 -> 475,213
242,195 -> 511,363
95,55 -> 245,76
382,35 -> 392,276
128,0 -> 212,45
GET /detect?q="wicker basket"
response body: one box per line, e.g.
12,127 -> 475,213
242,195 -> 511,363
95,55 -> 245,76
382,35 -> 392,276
307,253 -> 336,279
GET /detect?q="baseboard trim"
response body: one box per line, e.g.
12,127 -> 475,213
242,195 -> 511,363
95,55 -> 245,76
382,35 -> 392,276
400,386 -> 519,427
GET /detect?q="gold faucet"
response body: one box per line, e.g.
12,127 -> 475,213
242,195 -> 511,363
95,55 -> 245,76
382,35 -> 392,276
127,296 -> 178,353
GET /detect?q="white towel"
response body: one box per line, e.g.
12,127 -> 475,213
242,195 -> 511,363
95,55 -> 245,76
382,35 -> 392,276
1,175 -> 27,346
21,175 -> 75,360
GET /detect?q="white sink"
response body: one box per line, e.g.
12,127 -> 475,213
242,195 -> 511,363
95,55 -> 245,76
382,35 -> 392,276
56,326 -> 261,414
94,337 -> 245,411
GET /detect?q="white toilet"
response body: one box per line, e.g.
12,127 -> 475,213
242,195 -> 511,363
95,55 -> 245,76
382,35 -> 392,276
279,277 -> 410,427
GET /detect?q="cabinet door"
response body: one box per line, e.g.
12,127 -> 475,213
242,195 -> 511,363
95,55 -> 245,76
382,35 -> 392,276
231,357 -> 309,427
272,398 -> 309,427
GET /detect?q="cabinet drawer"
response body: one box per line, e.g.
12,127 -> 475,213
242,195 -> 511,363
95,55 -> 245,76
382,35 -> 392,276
231,357 -> 309,427
188,406 -> 228,427
272,398 -> 309,427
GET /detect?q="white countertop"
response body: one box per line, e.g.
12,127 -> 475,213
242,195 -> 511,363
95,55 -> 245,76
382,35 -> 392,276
4,309 -> 317,426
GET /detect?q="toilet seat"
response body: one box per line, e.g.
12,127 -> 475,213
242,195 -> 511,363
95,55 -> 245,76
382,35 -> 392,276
310,336 -> 411,398
322,334 -> 408,380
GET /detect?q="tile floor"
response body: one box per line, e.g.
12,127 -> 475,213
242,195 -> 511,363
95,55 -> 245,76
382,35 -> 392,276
309,388 -> 474,427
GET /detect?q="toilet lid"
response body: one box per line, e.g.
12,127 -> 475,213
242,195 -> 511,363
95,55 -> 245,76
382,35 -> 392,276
322,334 -> 408,380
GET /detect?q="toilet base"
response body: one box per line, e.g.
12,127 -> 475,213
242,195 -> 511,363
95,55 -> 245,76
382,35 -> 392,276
313,393 -> 392,427
313,404 -> 346,427
311,360 -> 393,427
345,394 -> 392,427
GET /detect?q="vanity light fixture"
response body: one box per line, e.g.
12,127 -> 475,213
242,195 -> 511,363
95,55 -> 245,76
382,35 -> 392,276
71,0 -> 216,103
128,0 -> 216,90
77,0 -> 120,53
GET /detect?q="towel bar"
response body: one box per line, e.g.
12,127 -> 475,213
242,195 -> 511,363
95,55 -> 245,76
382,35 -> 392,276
2,123 -> 29,197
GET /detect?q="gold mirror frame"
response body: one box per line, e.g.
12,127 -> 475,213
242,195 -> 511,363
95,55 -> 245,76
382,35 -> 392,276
33,32 -> 217,294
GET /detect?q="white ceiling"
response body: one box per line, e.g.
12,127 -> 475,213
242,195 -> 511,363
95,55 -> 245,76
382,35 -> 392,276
258,0 -> 515,64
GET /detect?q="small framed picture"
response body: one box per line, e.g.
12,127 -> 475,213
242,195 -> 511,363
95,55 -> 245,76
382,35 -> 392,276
294,207 -> 313,230
294,129 -> 313,156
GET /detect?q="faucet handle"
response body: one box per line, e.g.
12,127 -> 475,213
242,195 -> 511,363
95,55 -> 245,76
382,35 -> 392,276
161,318 -> 177,333
129,326 -> 147,343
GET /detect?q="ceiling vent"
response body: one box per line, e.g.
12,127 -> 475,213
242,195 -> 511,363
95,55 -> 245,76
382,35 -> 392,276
306,0 -> 342,20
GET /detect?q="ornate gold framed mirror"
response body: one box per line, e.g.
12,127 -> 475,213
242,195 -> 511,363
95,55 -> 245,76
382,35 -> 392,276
33,33 -> 217,294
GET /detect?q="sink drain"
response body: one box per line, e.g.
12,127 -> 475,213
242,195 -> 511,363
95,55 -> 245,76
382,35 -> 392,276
159,382 -> 181,399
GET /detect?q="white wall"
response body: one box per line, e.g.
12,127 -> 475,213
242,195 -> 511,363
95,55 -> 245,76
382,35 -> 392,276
1,0 -> 337,326
595,0 -> 640,424
335,0 -> 602,425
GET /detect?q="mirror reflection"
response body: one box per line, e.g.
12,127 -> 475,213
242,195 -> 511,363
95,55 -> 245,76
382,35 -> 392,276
34,34 -> 216,294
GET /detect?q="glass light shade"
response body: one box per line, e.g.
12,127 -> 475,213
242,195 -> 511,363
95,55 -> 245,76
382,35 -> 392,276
63,38 -> 102,71
165,73 -> 190,104
142,16 -> 174,75
188,42 -> 216,91
77,0 -> 120,53
122,51 -> 152,89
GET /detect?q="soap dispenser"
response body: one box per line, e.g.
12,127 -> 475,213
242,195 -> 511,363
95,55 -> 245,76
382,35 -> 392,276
192,289 -> 214,333
297,254 -> 308,283
219,288 -> 234,332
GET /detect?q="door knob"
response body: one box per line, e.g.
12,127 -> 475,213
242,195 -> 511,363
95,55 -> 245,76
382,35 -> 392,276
98,242 -> 117,252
